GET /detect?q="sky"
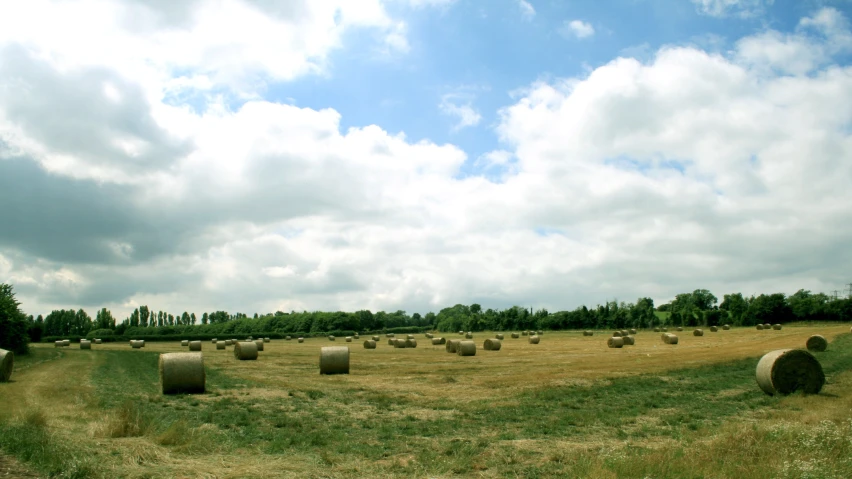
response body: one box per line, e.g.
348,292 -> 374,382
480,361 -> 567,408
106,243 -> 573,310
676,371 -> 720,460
1,0 -> 851,320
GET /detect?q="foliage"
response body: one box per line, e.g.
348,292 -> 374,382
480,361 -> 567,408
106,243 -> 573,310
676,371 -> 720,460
0,283 -> 30,354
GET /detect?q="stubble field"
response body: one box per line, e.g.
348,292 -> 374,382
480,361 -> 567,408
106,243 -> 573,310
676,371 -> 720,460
2,324 -> 852,479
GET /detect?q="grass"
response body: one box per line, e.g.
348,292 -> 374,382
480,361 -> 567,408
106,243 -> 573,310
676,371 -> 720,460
1,325 -> 851,478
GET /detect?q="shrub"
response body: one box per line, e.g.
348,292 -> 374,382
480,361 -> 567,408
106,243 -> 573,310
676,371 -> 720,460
0,283 -> 30,355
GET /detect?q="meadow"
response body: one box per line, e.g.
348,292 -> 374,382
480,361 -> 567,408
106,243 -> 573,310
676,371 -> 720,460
1,324 -> 851,479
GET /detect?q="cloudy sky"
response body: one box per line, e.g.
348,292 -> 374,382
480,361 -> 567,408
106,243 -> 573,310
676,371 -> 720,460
1,0 -> 851,320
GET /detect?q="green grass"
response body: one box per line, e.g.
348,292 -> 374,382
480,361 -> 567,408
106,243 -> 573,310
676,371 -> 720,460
0,410 -> 96,479
10,347 -> 63,372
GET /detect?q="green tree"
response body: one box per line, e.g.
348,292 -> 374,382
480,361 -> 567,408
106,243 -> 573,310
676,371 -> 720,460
691,289 -> 718,311
720,293 -> 748,324
0,283 -> 30,354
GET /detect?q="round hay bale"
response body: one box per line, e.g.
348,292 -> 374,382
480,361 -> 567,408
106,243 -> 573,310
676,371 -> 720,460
216,341 -> 226,350
425,333 -> 434,339
189,340 -> 202,351
80,340 -> 92,350
465,332 -> 473,339
212,338 -> 217,343
483,338 -> 502,351
496,333 -> 504,340
772,324 -> 782,330
457,340 -> 476,356
608,337 -> 624,348
394,339 -> 407,348
661,328 -> 668,332
755,349 -> 825,396
234,341 -> 259,360
255,340 -> 264,352
297,338 -> 304,343
458,331 -> 464,335
405,339 -> 418,348
621,335 -> 635,346
62,340 -> 70,347
676,327 -> 683,332
55,340 -> 63,348
723,324 -> 730,330
710,326 -> 718,332
629,329 -> 637,335
388,338 -> 395,346
363,340 -> 377,349
612,331 -> 623,337
406,334 -> 415,340
387,333 -> 395,338
264,338 -> 270,343
653,327 -> 661,332
693,329 -> 704,337
139,340 -> 145,348
528,335 -> 540,344
446,339 -> 461,353
511,333 -> 520,338
319,346 -> 350,375
345,337 -> 353,343
806,335 -> 828,352
662,333 -> 679,345
522,330 -> 529,336
620,330 -> 629,337
225,339 -> 233,346
159,352 -> 205,395
764,323 -> 771,329
328,335 -> 335,341
0,349 -> 14,382
181,340 -> 189,346
433,337 -> 446,345
583,331 -> 593,336
372,335 -> 380,341
131,340 -> 143,349
756,324 -> 764,330
94,339 -> 102,344
537,331 -> 543,335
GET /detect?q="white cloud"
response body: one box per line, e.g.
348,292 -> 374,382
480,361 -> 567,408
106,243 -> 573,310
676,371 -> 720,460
518,0 -> 536,20
439,95 -> 483,132
561,20 -> 595,39
403,0 -> 457,8
691,0 -> 774,18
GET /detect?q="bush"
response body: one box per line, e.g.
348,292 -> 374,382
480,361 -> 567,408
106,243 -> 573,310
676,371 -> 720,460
85,329 -> 115,340
0,283 -> 30,355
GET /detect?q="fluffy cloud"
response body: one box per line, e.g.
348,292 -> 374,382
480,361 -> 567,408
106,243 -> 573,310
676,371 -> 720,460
691,0 -> 775,18
439,94 -> 483,132
518,0 -> 536,20
561,20 -> 595,39
1,2 -> 851,320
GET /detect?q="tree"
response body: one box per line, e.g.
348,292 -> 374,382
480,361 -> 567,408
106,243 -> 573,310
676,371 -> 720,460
191,313 -> 197,325
691,289 -> 718,311
201,312 -> 209,325
720,293 -> 748,324
0,283 -> 30,354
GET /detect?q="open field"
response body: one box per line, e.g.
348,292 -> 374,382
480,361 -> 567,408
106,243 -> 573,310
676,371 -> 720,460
2,324 -> 852,478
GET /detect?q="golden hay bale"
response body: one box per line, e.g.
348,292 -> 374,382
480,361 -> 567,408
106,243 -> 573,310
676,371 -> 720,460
756,324 -> 764,330
363,340 -> 377,349
189,341 -> 202,351
131,340 -> 143,349
629,329 -> 637,335
495,333 -> 504,340
710,326 -> 718,332
537,330 -> 543,335
653,327 -> 661,332
354,334 -> 359,339
394,339 -> 407,348
528,335 -> 541,344
264,338 -> 270,343
234,341 -> 259,360
425,333 -> 434,339
94,339 -> 102,344
723,324 -> 730,330
621,335 -> 635,346
457,340 -> 476,356
522,330 -> 529,336
756,349 -> 825,396
661,333 -> 679,345
328,335 -> 335,341
407,335 -> 415,340
80,340 -> 92,350
388,338 -> 395,346
772,324 -> 782,330
620,330 -> 629,337
285,336 -> 291,341
62,340 -> 70,347
483,338 -> 502,351
458,331 -> 464,335
511,333 -> 520,338
764,323 -> 772,329
583,331 -> 593,336
612,331 -> 623,337
0,349 -> 13,382
661,328 -> 668,332
55,340 -> 63,348
297,338 -> 304,343
212,338 -> 217,343
693,329 -> 704,337
254,340 -> 264,352
806,335 -> 828,352
387,333 -> 395,338
181,340 -> 189,346
431,338 -> 443,345
676,327 -> 683,332
608,337 -> 624,348
465,332 -> 473,339
405,339 -> 418,348
372,335 -> 380,341
159,352 -> 205,395
225,339 -> 233,346
345,337 -> 353,342
446,339 -> 461,353
320,346 -> 350,375
216,341 -> 226,350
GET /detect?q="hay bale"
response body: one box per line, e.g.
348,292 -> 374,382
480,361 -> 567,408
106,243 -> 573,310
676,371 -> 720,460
806,335 -> 828,352
405,339 -> 418,348
94,339 -> 102,344
528,335 -> 540,344
131,340 -> 143,349
612,331 -> 623,337
537,330 -> 543,335
511,333 -> 520,338
372,335 -> 380,341
433,337 -> 446,345
676,327 -> 683,332
522,330 -> 529,336
286,336 -> 292,340
234,341 -> 259,360
458,331 -> 464,335
319,346 -> 350,375
661,333 -> 679,345
80,340 -> 92,350
406,334 -> 415,340
496,333 -> 504,340
756,349 -> 825,396
457,340 -> 476,356
159,352 -> 205,395
264,338 -> 270,343
629,329 -> 637,335
55,340 -> 63,348
723,324 -> 730,330
354,334 -> 359,339
216,341 -> 226,350
363,340 -> 377,349
465,332 -> 473,339
710,326 -> 718,332
388,338 -> 395,346
608,337 -> 624,348
387,333 -> 395,338
297,338 -> 304,343
189,341 -> 202,351
693,329 -> 704,337
446,339 -> 461,353
622,335 -> 635,346
225,339 -> 233,346
0,349 -> 13,382
62,339 -> 70,347
653,327 -> 660,332
661,328 -> 668,332
212,338 -> 217,343
620,330 -> 629,337
425,333 -> 434,339
345,337 -> 353,343
394,339 -> 407,348
328,335 -> 335,341
763,323 -> 771,329
583,331 -> 593,336
756,324 -> 764,330
255,340 -> 264,352
772,324 -> 782,330
483,338 -> 502,351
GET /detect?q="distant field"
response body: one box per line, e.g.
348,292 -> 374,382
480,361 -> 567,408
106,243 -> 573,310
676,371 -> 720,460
2,324 -> 852,478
